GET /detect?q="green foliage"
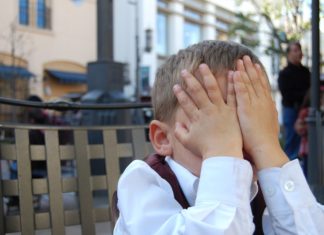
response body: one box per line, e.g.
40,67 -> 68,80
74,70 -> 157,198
228,13 -> 260,49
233,0 -> 310,56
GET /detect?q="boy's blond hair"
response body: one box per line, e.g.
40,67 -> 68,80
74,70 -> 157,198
152,40 -> 265,122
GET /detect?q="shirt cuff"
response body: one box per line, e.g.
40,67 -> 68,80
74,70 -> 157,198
258,159 -> 317,214
195,157 -> 253,209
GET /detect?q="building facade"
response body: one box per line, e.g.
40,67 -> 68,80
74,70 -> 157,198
0,0 -> 276,106
114,0 -> 263,98
0,0 -> 96,103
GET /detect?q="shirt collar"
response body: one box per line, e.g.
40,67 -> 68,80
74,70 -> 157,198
165,156 -> 258,206
165,156 -> 198,206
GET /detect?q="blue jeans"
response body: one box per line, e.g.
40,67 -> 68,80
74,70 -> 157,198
283,107 -> 301,160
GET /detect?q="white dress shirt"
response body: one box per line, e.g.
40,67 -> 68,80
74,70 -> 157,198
113,157 -> 324,235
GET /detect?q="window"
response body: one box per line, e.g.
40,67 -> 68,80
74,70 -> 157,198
184,8 -> 201,21
183,21 -> 201,48
157,0 -> 168,8
157,12 -> 168,55
183,0 -> 204,9
19,0 -> 29,25
215,19 -> 229,32
183,7 -> 202,48
72,0 -> 85,6
37,0 -> 46,28
19,0 -> 51,29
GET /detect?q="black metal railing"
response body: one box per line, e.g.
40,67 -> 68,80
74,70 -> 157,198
0,97 -> 151,111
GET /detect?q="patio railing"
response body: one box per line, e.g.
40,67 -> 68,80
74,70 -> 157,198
0,98 -> 153,235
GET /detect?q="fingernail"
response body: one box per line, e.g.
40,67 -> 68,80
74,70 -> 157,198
228,70 -> 234,78
244,55 -> 251,61
199,63 -> 207,70
173,84 -> 181,93
181,69 -> 187,77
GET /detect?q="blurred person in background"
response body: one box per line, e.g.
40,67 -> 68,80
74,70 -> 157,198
294,87 -> 324,177
294,90 -> 310,176
278,42 -> 310,160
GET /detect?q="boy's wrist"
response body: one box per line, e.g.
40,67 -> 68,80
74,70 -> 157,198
251,143 -> 289,170
202,147 -> 243,160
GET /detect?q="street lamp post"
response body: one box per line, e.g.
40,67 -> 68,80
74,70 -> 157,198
308,0 -> 324,203
97,0 -> 113,61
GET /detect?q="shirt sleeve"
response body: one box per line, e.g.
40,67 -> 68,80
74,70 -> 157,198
114,157 -> 255,235
258,159 -> 324,235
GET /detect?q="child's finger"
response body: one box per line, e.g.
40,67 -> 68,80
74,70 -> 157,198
199,64 -> 224,105
174,122 -> 189,146
236,59 -> 254,98
173,84 -> 198,121
243,56 -> 263,97
181,70 -> 211,109
193,69 -> 204,84
256,64 -> 271,96
226,71 -> 236,107
233,71 -> 250,107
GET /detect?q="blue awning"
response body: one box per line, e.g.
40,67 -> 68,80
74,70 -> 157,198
0,65 -> 35,79
47,69 -> 87,84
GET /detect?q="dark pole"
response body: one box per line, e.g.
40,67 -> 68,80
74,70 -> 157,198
308,0 -> 323,203
97,0 -> 113,61
310,0 -> 320,111
88,0 -> 125,93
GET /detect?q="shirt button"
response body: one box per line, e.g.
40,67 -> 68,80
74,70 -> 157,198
284,180 -> 295,192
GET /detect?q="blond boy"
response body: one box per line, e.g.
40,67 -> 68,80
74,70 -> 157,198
114,41 -> 324,234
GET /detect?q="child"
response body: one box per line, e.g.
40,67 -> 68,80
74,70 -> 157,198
113,41 -> 324,234
294,90 -> 310,176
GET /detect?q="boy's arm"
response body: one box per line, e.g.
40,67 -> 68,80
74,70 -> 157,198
258,160 -> 324,234
234,56 -> 324,234
114,158 -> 255,235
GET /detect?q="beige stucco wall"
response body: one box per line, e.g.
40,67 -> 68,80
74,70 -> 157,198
0,0 -> 96,98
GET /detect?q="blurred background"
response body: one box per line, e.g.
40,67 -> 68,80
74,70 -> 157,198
0,0 -> 323,124
0,1 -> 324,233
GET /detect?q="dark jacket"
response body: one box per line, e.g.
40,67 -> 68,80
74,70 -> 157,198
278,62 -> 310,108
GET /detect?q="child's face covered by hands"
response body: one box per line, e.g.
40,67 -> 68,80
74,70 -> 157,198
172,64 -> 243,163
171,56 -> 288,175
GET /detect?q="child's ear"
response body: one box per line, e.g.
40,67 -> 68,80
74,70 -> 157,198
149,120 -> 172,156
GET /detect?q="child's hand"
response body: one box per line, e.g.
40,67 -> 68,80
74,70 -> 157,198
233,56 -> 288,169
173,64 -> 243,160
